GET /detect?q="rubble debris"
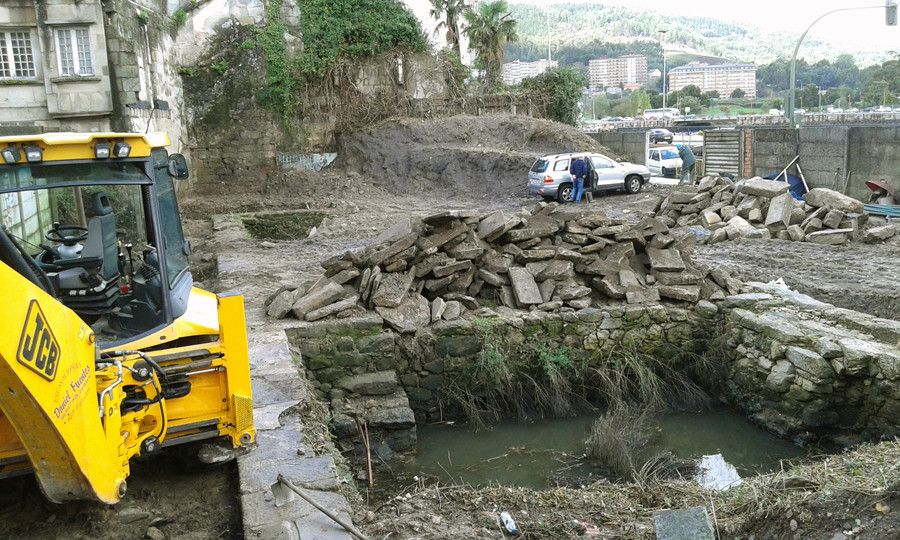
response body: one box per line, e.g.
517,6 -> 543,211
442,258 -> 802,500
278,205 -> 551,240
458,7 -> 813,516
657,177 -> 875,246
269,203 -> 744,327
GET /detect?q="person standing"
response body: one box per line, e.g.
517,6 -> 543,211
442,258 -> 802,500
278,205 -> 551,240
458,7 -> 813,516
676,143 -> 696,185
569,155 -> 588,203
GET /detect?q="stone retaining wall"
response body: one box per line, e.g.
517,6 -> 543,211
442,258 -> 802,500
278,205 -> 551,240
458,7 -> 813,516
289,287 -> 900,456
719,288 -> 900,445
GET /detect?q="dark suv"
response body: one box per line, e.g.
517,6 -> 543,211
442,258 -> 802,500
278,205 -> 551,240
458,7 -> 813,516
648,128 -> 674,144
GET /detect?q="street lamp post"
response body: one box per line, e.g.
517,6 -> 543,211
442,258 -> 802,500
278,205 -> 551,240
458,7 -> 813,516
658,29 -> 667,109
787,2 -> 896,126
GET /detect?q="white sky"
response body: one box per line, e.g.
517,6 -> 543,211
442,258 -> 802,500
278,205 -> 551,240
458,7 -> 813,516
511,0 -> 900,59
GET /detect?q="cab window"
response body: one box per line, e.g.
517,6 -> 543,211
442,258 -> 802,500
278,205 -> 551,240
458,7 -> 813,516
553,159 -> 569,172
152,149 -> 188,286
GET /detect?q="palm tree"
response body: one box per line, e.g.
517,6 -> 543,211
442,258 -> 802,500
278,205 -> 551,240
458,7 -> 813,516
429,0 -> 466,58
463,0 -> 518,91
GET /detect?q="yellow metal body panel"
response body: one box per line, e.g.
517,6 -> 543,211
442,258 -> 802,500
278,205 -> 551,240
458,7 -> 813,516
0,132 -> 169,162
0,271 -> 256,501
0,262 -> 127,503
0,132 -> 254,503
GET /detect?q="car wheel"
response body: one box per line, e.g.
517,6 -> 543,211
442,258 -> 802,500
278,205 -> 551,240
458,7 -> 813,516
625,175 -> 643,194
557,183 -> 573,203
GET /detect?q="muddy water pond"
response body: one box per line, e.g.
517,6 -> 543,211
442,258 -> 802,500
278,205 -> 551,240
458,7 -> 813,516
396,409 -> 807,490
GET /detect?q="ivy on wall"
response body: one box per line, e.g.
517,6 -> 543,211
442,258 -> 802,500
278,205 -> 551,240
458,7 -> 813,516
257,0 -> 427,119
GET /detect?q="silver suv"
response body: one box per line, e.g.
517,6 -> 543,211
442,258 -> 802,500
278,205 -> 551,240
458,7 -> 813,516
527,152 -> 651,202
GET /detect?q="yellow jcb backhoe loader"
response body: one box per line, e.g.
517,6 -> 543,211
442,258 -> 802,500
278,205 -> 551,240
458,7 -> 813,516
0,132 -> 254,504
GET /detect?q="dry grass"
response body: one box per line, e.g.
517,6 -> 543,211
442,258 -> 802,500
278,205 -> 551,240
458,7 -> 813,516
584,406 -> 659,479
364,440 -> 900,539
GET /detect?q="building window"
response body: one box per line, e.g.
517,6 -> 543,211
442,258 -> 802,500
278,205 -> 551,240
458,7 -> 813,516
0,30 -> 37,79
56,27 -> 93,77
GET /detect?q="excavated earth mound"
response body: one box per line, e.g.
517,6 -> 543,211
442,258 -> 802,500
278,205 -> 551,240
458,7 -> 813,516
334,114 -> 624,199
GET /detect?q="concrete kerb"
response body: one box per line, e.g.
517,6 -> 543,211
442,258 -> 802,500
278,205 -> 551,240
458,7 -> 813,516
212,217 -> 356,540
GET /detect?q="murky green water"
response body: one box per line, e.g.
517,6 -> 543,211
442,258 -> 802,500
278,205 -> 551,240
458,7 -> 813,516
400,408 -> 807,489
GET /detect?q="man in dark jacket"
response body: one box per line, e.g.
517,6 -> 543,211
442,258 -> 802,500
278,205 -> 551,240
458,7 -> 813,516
569,155 -> 588,203
676,144 -> 696,185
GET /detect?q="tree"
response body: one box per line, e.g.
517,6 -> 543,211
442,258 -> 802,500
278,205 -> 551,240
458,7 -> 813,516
521,68 -> 586,125
795,83 -> 819,110
463,0 -> 518,91
630,90 -> 651,115
730,88 -> 746,99
429,0 -> 466,58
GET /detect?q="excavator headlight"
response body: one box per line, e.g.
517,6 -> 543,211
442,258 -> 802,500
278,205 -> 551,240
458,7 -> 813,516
113,141 -> 131,158
94,141 -> 111,159
24,145 -> 42,163
1,145 -> 19,164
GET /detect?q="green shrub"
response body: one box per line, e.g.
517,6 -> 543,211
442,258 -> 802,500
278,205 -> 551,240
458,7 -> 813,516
521,67 -> 587,126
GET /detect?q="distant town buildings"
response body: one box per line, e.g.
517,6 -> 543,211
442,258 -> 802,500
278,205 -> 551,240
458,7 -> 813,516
501,59 -> 558,85
668,62 -> 757,98
588,54 -> 649,91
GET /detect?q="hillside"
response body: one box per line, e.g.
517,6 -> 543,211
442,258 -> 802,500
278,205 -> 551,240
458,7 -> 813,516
504,3 -> 832,69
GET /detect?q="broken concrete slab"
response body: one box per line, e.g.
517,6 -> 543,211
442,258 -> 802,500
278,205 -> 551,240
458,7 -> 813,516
372,269 -> 415,308
305,296 -> 359,322
646,247 -> 686,271
740,177 -> 789,198
266,289 -> 297,319
375,294 -> 431,334
804,188 -> 864,213
477,211 -> 521,241
764,192 -> 795,227
291,281 -> 346,320
806,229 -> 852,245
508,267 -> 543,306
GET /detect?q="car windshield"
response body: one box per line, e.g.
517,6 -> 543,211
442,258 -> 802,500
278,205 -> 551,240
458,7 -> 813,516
661,149 -> 679,159
530,160 -> 548,173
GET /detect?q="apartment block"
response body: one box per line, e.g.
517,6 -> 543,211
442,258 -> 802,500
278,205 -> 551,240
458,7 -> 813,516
501,59 -> 558,86
668,62 -> 757,98
588,54 -> 648,90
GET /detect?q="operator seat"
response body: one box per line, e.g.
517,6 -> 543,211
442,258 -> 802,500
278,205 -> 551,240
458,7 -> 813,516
78,192 -> 119,280
54,192 -> 121,316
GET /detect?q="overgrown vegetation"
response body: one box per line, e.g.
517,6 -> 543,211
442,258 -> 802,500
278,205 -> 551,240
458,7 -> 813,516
443,320 -> 718,429
169,9 -> 187,31
520,68 -> 586,125
241,211 -> 328,240
256,0 -> 427,119
584,406 -> 659,479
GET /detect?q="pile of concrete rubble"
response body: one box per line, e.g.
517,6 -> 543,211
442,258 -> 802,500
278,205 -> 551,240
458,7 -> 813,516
267,202 -> 743,331
657,176 -> 898,245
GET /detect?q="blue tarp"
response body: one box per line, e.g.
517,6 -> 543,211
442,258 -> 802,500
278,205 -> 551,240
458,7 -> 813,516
763,172 -> 806,200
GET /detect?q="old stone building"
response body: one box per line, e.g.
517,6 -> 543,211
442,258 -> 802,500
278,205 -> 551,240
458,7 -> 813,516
0,0 -> 186,152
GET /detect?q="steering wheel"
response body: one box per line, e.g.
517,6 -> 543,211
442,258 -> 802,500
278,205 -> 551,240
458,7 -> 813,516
46,224 -> 88,246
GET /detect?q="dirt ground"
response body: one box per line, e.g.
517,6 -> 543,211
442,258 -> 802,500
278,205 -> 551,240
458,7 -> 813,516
694,238 -> 900,320
0,453 -> 241,540
4,113 -> 898,539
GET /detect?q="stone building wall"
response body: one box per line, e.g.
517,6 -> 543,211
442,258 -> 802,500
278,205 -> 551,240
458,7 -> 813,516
0,0 -> 187,153
0,0 -> 113,133
102,0 -> 188,154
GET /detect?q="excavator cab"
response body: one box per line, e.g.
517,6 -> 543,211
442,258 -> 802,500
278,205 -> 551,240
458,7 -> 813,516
0,133 -> 254,503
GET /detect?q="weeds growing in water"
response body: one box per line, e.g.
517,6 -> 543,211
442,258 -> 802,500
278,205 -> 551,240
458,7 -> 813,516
585,406 -> 658,479
442,327 -> 719,430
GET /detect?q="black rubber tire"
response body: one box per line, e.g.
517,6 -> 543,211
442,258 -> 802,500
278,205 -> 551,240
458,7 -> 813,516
557,183 -> 574,203
624,175 -> 643,194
